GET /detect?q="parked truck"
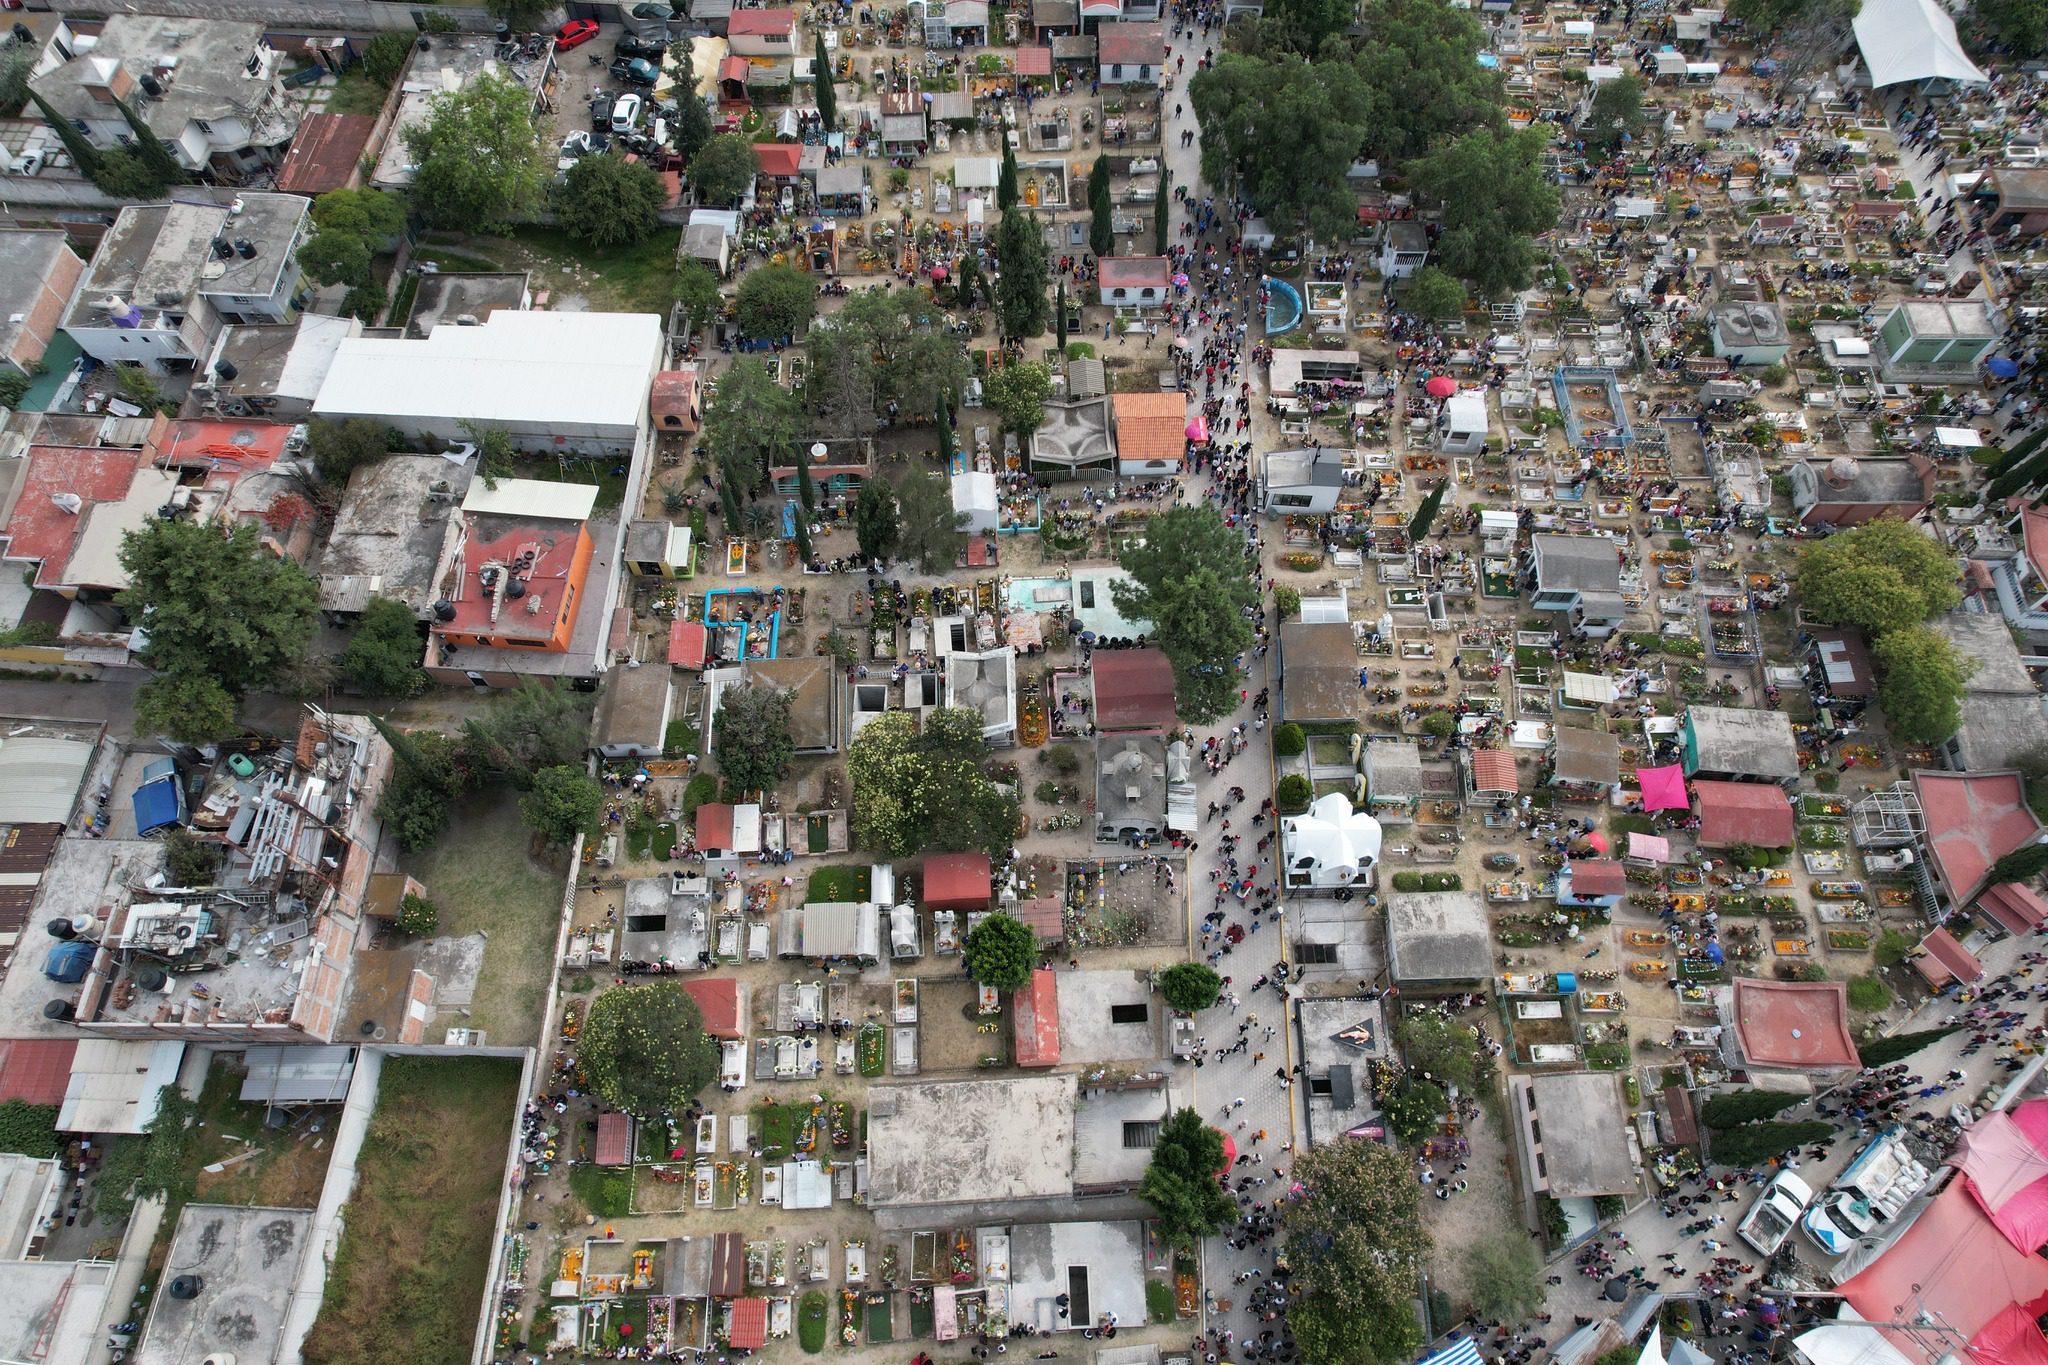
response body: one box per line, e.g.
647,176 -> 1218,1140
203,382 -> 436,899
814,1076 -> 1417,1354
1738,1170 -> 1814,1255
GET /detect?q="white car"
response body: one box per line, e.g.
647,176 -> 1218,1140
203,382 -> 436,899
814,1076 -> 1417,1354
1801,1190 -> 1877,1257
1738,1170 -> 1815,1255
610,92 -> 643,136
557,130 -> 593,173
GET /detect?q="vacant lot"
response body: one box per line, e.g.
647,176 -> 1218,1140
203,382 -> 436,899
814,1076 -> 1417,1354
401,795 -> 566,1047
301,1056 -> 520,1365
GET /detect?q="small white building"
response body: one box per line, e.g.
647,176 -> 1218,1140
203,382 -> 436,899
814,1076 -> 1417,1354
1377,221 -> 1430,281
1436,391 -> 1490,455
1098,256 -> 1171,311
1281,792 -> 1383,891
951,470 -> 999,534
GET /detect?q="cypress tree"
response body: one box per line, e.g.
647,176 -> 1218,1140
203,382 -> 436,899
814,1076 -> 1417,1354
1856,1022 -> 1965,1069
113,94 -> 188,186
1055,279 -> 1068,357
27,88 -> 102,180
998,137 -> 1019,211
813,32 -> 838,131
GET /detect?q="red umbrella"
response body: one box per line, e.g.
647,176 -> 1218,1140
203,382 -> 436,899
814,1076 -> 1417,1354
1583,831 -> 1610,854
1425,375 -> 1458,398
1215,1130 -> 1237,1174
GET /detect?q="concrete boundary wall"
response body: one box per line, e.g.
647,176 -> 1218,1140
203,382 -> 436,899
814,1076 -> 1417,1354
31,0 -> 498,33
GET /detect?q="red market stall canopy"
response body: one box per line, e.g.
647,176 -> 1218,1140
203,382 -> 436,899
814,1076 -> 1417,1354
1951,1100 -> 2048,1254
1636,764 -> 1689,812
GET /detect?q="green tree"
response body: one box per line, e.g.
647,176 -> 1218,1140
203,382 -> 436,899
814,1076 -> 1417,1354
854,478 -> 900,562
341,597 -> 426,696
1873,624 -> 1974,745
27,89 -> 100,181
846,708 -> 1019,857
1394,1013 -> 1480,1090
1699,1089 -> 1804,1129
557,153 -> 668,249
521,764 -> 604,844
1989,841 -> 2048,887
1138,1108 -> 1235,1247
735,262 -> 817,338
804,315 -> 881,437
0,1101 -> 60,1159
1975,0 -> 2048,56
1583,73 -> 1646,155
895,468 -> 970,573
702,358 -> 805,495
1112,505 -> 1256,723
964,910 -> 1036,990
1351,0 -> 1504,165
1407,127 -> 1560,300
160,828 -> 222,887
985,359 -> 1053,435
1985,426 -> 2048,502
361,31 -> 417,86
1383,1079 -> 1445,1143
690,133 -> 759,208
1158,962 -> 1224,1013
1282,1139 -> 1430,1365
674,258 -> 724,333
395,892 -> 440,935
1795,517 -> 1962,634
311,186 -> 408,242
993,209 -> 1051,339
813,30 -> 838,129
1089,156 -> 1114,258
462,680 -> 596,786
1155,174 -> 1171,254
1264,0 -> 1358,51
91,148 -> 169,201
1707,1120 -> 1834,1167
1857,1023 -> 1964,1069
0,371 -> 29,409
671,70 -> 713,164
1054,279 -> 1069,356
298,225 -> 374,290
375,723 -> 467,852
999,136 -> 1021,211
405,71 -> 545,231
0,48 -> 34,120
118,519 -> 317,738
1403,267 -> 1466,322
580,983 -> 721,1114
132,668 -> 237,745
1190,54 -> 1369,244
1463,1238 -> 1544,1323
1408,482 -> 1448,541
341,279 -> 388,325
713,681 -> 795,794
1274,722 -> 1306,756
113,95 -> 188,187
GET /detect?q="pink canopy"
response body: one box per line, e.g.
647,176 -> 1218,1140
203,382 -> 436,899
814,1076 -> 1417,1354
1840,1181 -> 2048,1365
1952,1100 -> 2048,1254
1186,415 -> 1209,443
1425,375 -> 1458,398
1628,831 -> 1670,863
1637,764 -> 1689,812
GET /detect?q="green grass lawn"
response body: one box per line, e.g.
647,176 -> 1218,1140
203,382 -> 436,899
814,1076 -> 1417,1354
506,225 -> 682,314
798,1291 -> 829,1353
807,865 -> 871,902
400,795 -> 565,1047
322,68 -> 393,116
413,244 -> 504,273
1146,1279 -> 1176,1323
569,1164 -> 633,1217
755,1101 -> 797,1159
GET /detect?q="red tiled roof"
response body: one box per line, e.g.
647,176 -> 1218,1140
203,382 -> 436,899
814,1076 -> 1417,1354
1097,20 -> 1164,64
1730,978 -> 1859,1070
1113,391 -> 1186,467
1091,647 -> 1176,730
727,8 -> 795,33
1469,749 -> 1519,793
1016,45 -> 1052,75
670,619 -> 708,669
1565,859 -> 1627,897
595,1111 -> 632,1166
1099,255 -> 1169,290
1981,881 -> 2048,935
923,851 -> 992,910
965,536 -> 995,567
1914,770 -> 2042,905
696,802 -> 736,851
276,113 -> 379,195
0,1039 -> 76,1108
753,143 -> 803,177
730,1297 -> 769,1349
651,370 -> 699,425
4,446 -> 144,588
1014,895 -> 1064,941
719,53 -> 751,82
152,419 -> 292,481
1914,926 -> 1986,988
1692,780 -> 1795,849
683,977 -> 744,1039
1013,969 -> 1061,1067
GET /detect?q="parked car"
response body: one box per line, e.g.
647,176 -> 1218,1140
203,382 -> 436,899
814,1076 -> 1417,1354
1801,1190 -> 1877,1257
611,93 -> 644,135
589,90 -> 614,130
557,130 -> 594,174
1737,1170 -> 1814,1256
614,33 -> 666,60
610,56 -> 659,86
555,18 -> 599,47
621,1 -> 679,37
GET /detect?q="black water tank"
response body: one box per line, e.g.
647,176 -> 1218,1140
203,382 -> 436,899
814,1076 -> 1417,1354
434,599 -> 457,622
41,1000 -> 73,1021
212,236 -> 234,259
45,918 -> 74,940
234,239 -> 256,259
167,1276 -> 202,1301
215,359 -> 239,381
135,968 -> 168,993
506,577 -> 527,599
416,34 -> 431,49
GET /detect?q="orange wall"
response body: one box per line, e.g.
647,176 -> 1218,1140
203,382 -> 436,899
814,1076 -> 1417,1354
439,524 -> 593,653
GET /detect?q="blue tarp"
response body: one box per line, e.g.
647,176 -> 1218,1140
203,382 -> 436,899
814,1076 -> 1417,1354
44,940 -> 93,983
1418,1338 -> 1484,1365
132,777 -> 182,836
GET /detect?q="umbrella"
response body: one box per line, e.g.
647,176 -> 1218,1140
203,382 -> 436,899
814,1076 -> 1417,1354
1583,831 -> 1609,854
1604,1278 -> 1631,1302
1989,356 -> 2020,379
1173,335 -> 1194,352
1707,942 -> 1726,964
1186,415 -> 1209,442
929,264 -> 950,281
1215,1130 -> 1237,1174
1173,272 -> 1190,289
1425,375 -> 1458,398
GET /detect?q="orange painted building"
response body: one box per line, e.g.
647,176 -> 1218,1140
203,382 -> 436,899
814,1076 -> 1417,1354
432,478 -> 601,655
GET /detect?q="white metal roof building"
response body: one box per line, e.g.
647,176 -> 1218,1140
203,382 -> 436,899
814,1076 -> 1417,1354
311,310 -> 665,456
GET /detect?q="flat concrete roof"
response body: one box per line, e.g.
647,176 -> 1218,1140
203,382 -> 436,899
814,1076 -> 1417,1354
316,454 -> 470,616
1071,1082 -> 1174,1189
1686,704 -> 1799,779
0,1257 -> 115,1365
1052,969 -> 1160,1064
1385,891 -> 1491,984
138,1205 -> 313,1365
1297,996 -> 1384,1142
1006,1219 -> 1149,1335
1525,1072 -> 1638,1197
867,1075 -> 1076,1208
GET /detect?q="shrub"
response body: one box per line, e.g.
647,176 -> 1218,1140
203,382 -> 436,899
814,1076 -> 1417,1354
1873,928 -> 1918,967
568,1163 -> 633,1218
682,772 -> 719,818
1275,585 -> 1301,619
160,828 -> 222,887
1384,1080 -> 1446,1144
1847,974 -> 1894,1013
0,1101 -> 60,1158
1276,773 -> 1313,814
394,892 -> 439,936
1273,722 -> 1306,757
1043,744 -> 1082,775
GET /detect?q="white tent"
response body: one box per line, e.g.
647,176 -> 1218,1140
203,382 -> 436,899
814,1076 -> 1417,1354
1281,793 -> 1383,889
1563,671 -> 1620,704
1853,0 -> 1988,87
952,470 -> 999,533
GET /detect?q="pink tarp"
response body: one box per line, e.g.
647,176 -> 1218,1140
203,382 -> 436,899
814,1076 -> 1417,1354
1628,832 -> 1671,863
1186,415 -> 1209,443
1637,765 -> 1689,811
1952,1109 -> 2048,1254
1840,1180 -> 2048,1363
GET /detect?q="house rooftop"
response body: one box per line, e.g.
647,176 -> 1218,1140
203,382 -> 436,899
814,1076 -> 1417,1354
63,196 -> 308,336
1090,647 -> 1176,730
1278,621 -> 1359,723
748,654 -> 843,750
1263,447 -> 1347,491
1693,780 -> 1796,849
1726,978 -> 1858,1071
1801,456 -> 1933,506
1527,1072 -> 1638,1196
1991,166 -> 2048,212
1533,533 -> 1623,594
1912,768 -> 2042,906
0,232 -> 79,364
1112,391 -> 1185,466
866,1075 -> 1077,1208
317,455 -> 470,616
1364,741 -> 1423,798
1385,891 -> 1491,984
594,659 -> 674,751
136,1205 -> 312,1365
1685,704 -> 1800,779
402,271 -> 530,339
210,312 -> 359,408
370,35 -> 549,189
1032,395 -> 1115,468
275,113 -> 380,195
0,444 -> 143,590
1096,734 -> 1169,832
1097,20 -> 1165,65
1552,724 -> 1622,786
1099,255 -> 1169,289
30,16 -> 288,147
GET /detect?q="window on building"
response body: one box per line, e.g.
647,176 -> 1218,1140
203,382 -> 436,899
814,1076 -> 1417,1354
1111,63 -> 1123,78
1293,942 -> 1339,964
1273,494 -> 1316,508
1122,1121 -> 1160,1148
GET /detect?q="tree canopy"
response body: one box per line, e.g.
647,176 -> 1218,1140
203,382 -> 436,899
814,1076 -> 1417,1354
557,153 -> 668,249
461,680 -> 596,786
1462,1238 -> 1544,1323
964,911 -> 1036,990
1353,0 -> 1504,165
300,189 -> 408,291
1112,505 -> 1256,722
854,478 -> 901,562
674,259 -> 724,333
894,468 -> 970,573
1407,127 -> 1559,300
342,597 -> 426,696
702,358 -> 806,497
1726,0 -> 1858,30
1974,0 -> 2048,56
1138,1108 -> 1236,1247
993,209 -> 1051,339
689,133 -> 759,208
308,416 -> 393,487
1872,624 -> 1974,745
1707,1120 -> 1835,1167
118,519 -> 319,743
1857,1023 -> 1964,1069
735,263 -> 818,339
805,290 -> 968,435
1189,53 -> 1369,244
1158,962 -> 1224,1013
403,71 -> 546,231
1393,1012 -> 1480,1091
1796,518 -> 1962,634
984,359 -> 1053,435
580,983 -> 721,1115
1281,1140 -> 1430,1365
1583,73 -> 1646,155
521,765 -> 604,844
713,682 -> 795,795
1403,267 -> 1466,321
846,708 -> 1019,858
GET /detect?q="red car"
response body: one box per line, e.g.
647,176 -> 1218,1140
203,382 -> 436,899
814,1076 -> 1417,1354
555,19 -> 600,48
